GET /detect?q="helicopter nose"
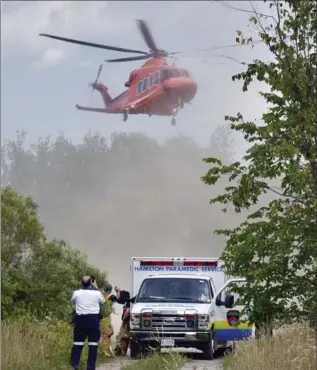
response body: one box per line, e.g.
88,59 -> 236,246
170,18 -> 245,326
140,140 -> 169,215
163,78 -> 197,102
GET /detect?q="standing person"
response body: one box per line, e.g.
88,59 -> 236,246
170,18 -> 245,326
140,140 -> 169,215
70,276 -> 105,370
100,284 -> 115,356
111,286 -> 135,356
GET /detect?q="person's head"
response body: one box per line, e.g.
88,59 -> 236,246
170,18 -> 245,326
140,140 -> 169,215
103,282 -> 113,295
82,275 -> 93,288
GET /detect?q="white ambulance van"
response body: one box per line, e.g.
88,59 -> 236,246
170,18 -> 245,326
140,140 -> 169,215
129,257 -> 252,359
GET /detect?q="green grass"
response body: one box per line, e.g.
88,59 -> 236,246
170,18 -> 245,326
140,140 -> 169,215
121,352 -> 187,370
1,316 -> 110,370
223,323 -> 316,370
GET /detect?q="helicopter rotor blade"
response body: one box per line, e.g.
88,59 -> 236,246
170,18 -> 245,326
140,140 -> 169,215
105,55 -> 150,63
39,33 -> 148,55
136,19 -> 159,52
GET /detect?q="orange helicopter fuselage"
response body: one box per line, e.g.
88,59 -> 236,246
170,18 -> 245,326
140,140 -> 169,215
93,58 -> 197,117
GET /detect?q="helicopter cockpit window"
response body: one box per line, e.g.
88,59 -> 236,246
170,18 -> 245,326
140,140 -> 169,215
179,69 -> 189,77
161,69 -> 178,82
136,81 -> 142,94
168,70 -> 178,78
141,78 -> 147,92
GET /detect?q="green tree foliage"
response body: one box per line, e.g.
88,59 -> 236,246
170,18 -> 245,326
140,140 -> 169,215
202,0 -> 317,328
1,186 -> 108,320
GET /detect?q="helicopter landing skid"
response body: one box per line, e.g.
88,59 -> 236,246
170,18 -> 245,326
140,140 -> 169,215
122,108 -> 130,122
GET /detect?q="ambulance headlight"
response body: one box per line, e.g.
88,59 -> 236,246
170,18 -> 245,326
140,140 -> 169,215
130,313 -> 141,329
198,314 -> 209,330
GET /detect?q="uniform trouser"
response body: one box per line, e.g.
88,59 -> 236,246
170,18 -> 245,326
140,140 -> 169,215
100,318 -> 114,354
70,314 -> 101,370
114,319 -> 130,356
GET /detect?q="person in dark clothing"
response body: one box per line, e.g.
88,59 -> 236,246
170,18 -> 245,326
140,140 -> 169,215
107,286 -> 135,356
70,276 -> 105,370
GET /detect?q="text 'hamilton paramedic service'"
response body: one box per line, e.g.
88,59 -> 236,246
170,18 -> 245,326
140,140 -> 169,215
134,266 -> 225,272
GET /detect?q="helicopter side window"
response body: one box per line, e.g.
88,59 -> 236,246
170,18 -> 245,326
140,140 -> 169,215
160,70 -> 169,82
141,78 -> 147,92
136,81 -> 142,94
148,75 -> 153,89
154,71 -> 160,85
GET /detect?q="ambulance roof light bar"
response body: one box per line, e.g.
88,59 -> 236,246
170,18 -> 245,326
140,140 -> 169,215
140,260 -> 218,267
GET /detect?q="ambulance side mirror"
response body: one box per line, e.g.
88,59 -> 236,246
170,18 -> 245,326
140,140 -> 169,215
215,294 -> 224,306
224,294 -> 235,309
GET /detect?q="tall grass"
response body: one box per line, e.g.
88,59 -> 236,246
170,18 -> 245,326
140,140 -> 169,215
1,316 -> 110,370
223,323 -> 316,370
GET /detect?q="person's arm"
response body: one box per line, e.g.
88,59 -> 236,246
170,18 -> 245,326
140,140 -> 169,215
98,291 -> 106,304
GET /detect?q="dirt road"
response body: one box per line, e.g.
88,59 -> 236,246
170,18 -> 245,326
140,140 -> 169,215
99,358 -> 223,370
99,352 -> 223,370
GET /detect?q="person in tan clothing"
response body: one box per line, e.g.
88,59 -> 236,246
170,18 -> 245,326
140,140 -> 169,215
100,284 -> 115,356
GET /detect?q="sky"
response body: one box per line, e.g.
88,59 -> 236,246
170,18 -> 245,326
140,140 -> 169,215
2,1 -> 272,150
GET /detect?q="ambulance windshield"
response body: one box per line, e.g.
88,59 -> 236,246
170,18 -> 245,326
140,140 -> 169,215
136,277 -> 212,303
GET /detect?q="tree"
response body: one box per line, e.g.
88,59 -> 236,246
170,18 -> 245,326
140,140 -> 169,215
1,186 -> 109,320
202,0 -> 317,333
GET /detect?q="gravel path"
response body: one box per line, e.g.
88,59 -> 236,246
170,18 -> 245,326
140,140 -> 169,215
98,350 -> 223,370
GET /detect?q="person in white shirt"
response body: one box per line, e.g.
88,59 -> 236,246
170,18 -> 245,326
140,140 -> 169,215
70,276 -> 105,370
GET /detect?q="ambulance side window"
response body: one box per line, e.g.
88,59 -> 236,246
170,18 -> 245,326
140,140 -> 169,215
136,81 -> 142,94
221,281 -> 246,306
141,78 -> 147,92
154,71 -> 160,85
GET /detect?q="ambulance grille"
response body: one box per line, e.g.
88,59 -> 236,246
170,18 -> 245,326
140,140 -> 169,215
151,313 -> 195,330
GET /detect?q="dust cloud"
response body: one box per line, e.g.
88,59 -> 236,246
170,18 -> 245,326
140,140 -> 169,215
1,127 -> 248,331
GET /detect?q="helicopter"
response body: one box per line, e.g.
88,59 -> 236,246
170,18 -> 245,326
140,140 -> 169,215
39,19 -> 198,126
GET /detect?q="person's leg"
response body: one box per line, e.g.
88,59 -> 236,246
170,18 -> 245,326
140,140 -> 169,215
114,320 -> 129,356
87,316 -> 101,370
120,320 -> 130,356
101,318 -> 114,355
70,318 -> 86,369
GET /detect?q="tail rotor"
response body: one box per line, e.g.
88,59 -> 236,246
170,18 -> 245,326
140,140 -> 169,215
88,64 -> 103,91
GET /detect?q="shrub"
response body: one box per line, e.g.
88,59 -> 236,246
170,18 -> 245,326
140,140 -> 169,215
1,316 -> 109,370
223,324 -> 316,370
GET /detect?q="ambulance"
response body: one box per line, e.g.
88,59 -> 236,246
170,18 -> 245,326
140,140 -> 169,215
129,257 -> 252,359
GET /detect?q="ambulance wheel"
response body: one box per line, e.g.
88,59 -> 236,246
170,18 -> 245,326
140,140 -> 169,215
202,331 -> 216,360
171,117 -> 176,126
129,339 -> 140,358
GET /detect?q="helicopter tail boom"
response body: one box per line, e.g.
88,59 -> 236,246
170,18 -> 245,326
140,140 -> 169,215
75,105 -> 113,113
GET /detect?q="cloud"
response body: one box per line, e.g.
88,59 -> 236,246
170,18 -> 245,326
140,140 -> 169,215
1,1 -> 132,68
32,48 -> 66,69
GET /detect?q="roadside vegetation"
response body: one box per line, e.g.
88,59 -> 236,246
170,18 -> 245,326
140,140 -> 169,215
202,0 -> 317,367
224,324 -> 315,370
1,187 -> 111,370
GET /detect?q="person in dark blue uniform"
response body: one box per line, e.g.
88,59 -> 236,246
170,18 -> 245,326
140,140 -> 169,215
70,276 -> 105,370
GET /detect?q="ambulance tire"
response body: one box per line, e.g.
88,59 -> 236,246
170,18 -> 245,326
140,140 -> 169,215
202,331 -> 215,360
129,339 -> 141,358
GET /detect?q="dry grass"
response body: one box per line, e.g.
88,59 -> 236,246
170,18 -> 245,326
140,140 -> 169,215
223,323 -> 317,370
1,316 -> 110,370
121,352 -> 187,370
